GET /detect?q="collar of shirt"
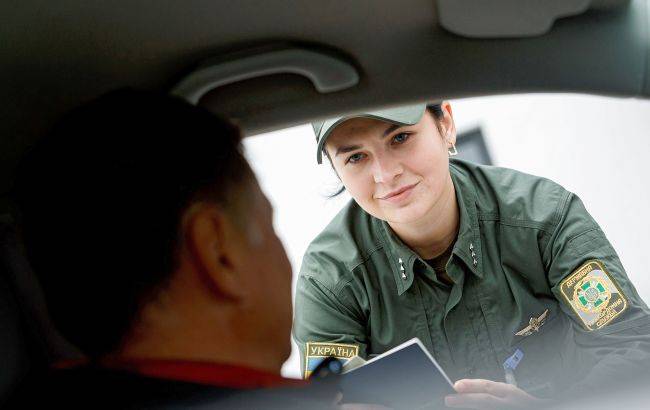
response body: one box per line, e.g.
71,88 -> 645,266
373,162 -> 484,295
54,358 -> 307,389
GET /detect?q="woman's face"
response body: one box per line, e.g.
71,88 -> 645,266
325,104 -> 456,225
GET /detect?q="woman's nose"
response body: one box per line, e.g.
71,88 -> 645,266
372,154 -> 403,184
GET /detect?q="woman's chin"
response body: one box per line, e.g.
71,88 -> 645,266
382,204 -> 430,226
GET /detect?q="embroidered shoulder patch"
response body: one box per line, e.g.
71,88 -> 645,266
559,260 -> 628,331
304,342 -> 359,379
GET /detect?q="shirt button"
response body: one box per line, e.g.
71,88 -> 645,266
469,243 -> 474,251
467,367 -> 475,376
473,258 -> 478,267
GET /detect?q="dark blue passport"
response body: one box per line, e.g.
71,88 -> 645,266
340,338 -> 455,409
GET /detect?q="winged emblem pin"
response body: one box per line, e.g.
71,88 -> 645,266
515,309 -> 549,337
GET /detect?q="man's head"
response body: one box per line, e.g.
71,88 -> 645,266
14,89 -> 292,368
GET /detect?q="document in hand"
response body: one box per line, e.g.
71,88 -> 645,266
340,338 -> 455,409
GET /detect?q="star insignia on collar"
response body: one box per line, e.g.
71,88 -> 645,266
515,309 -> 549,337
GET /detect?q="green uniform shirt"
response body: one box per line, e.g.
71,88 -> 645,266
293,158 -> 650,397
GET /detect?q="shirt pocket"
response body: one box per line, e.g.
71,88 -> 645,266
507,310 -> 572,396
509,301 -> 561,347
476,289 -> 567,396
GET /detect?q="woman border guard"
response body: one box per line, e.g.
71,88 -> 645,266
292,101 -> 650,408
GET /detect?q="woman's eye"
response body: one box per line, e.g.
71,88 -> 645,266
346,152 -> 366,164
392,132 -> 410,144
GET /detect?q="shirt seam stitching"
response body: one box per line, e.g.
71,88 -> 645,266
344,244 -> 385,272
477,212 -> 560,233
542,190 -> 573,262
333,245 -> 386,295
496,219 -> 556,233
566,226 -> 601,245
304,275 -> 363,321
565,227 -> 604,258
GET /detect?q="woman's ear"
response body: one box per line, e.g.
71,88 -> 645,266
182,203 -> 245,301
440,101 -> 457,146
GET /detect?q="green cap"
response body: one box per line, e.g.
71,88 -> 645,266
312,104 -> 427,164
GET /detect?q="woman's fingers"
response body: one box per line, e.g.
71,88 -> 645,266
447,379 -> 548,409
339,404 -> 392,410
454,378 -> 517,397
445,392 -> 505,409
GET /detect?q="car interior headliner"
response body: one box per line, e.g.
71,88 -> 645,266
1,0 -> 649,213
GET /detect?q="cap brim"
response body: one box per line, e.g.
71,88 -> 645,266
315,104 -> 427,164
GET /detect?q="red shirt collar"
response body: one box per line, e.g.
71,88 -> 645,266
54,358 -> 306,389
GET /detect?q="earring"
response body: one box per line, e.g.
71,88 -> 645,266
448,143 -> 458,157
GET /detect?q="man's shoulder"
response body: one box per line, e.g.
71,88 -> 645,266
300,199 -> 381,287
7,367 -> 332,409
451,159 -> 570,228
5,367 -> 227,408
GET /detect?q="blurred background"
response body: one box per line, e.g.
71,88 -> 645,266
243,93 -> 650,378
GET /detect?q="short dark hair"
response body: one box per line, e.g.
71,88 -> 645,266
426,103 -> 444,121
14,89 -> 252,358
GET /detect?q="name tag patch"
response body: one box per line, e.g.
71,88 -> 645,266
304,342 -> 359,379
559,260 -> 628,330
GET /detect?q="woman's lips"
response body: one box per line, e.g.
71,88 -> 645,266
378,182 -> 419,203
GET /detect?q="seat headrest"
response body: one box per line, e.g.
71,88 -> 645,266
0,217 -> 82,404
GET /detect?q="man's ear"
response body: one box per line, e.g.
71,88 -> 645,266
182,203 -> 245,301
440,101 -> 458,146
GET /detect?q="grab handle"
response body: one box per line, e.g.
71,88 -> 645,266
172,47 -> 360,104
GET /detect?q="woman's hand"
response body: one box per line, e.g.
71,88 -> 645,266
445,379 -> 551,409
334,392 -> 393,410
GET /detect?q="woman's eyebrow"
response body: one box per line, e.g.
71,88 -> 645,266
334,124 -> 403,156
381,124 -> 400,138
335,144 -> 362,157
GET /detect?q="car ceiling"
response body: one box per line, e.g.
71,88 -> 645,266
1,0 -> 648,212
